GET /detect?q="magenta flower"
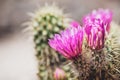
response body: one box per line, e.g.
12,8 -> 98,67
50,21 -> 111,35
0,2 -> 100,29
83,9 -> 112,50
54,68 -> 66,80
83,9 -> 112,33
48,27 -> 83,59
70,21 -> 80,28
84,23 -> 105,50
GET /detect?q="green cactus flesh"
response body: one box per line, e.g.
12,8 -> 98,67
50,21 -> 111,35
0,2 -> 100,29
28,4 -> 74,80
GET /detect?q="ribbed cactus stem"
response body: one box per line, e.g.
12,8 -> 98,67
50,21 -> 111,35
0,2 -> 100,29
92,50 -> 106,71
89,50 -> 116,80
27,4 -> 72,80
90,50 -> 106,80
72,49 -> 118,80
73,55 -> 90,80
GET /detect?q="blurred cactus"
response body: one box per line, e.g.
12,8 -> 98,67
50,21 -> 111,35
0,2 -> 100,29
27,4 -> 73,80
105,22 -> 120,79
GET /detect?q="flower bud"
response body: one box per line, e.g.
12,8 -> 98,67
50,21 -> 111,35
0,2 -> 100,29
54,68 -> 66,80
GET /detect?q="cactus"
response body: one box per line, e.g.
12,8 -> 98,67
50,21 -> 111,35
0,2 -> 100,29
27,4 -> 74,80
105,22 -> 120,79
49,21 -> 120,80
48,9 -> 120,80
87,22 -> 120,80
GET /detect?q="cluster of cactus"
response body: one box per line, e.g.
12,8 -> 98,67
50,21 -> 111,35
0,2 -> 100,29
48,9 -> 120,80
27,4 -> 76,80
26,3 -> 120,80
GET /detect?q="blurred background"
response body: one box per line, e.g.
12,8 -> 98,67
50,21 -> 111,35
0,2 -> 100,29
0,0 -> 120,80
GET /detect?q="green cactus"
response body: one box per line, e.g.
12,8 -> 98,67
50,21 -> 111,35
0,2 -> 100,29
105,22 -> 120,79
27,4 -> 74,80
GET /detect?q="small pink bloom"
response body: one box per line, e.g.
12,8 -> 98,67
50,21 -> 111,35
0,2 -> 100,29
54,68 -> 66,80
48,27 -> 83,59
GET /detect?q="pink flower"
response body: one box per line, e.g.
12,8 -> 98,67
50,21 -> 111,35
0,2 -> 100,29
54,68 -> 66,80
84,23 -> 105,50
70,21 -> 80,28
83,9 -> 112,50
83,9 -> 112,34
48,27 -> 83,59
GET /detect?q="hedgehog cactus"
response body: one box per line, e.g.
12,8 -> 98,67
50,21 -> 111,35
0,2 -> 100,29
27,4 -> 72,80
105,22 -> 120,79
32,4 -> 70,57
49,9 -> 120,80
